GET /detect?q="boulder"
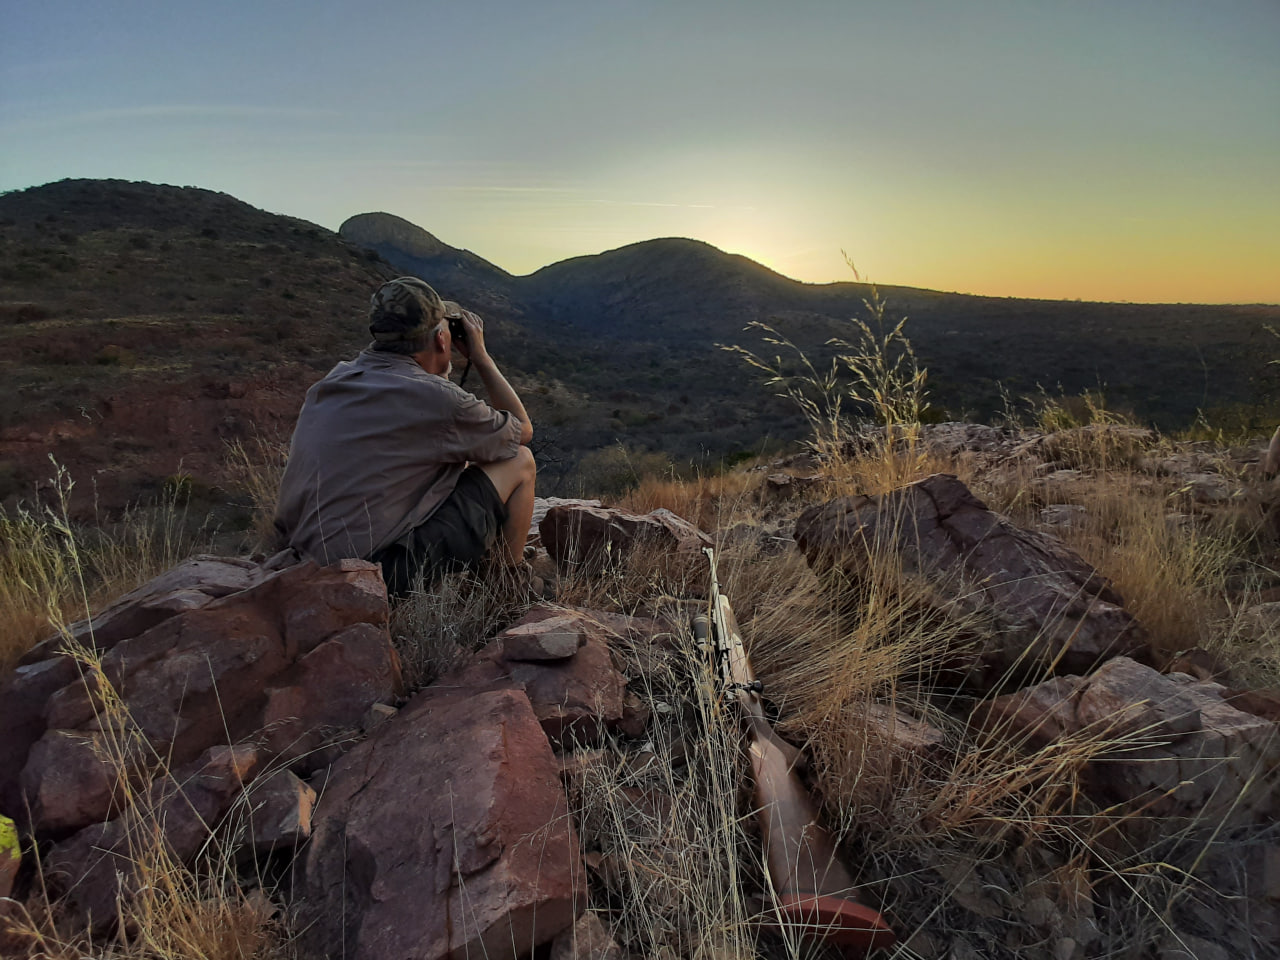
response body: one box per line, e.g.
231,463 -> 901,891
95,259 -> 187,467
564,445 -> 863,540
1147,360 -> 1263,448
260,621 -> 404,769
45,744 -> 263,933
540,504 -> 711,580
458,607 -> 630,747
240,770 -> 316,854
0,655 -> 80,821
19,555 -> 268,665
292,685 -> 584,960
976,657 -> 1280,826
19,730 -> 126,838
549,912 -> 624,960
795,474 -> 1147,687
7,558 -> 396,838
499,612 -> 588,661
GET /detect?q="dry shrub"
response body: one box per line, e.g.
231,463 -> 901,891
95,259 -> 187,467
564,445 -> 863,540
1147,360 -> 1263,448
389,564 -> 538,689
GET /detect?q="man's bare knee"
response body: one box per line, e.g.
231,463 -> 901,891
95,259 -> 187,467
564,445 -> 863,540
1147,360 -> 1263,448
480,446 -> 535,503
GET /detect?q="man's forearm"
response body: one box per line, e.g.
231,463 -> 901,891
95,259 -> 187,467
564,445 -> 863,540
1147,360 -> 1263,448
474,356 -> 533,443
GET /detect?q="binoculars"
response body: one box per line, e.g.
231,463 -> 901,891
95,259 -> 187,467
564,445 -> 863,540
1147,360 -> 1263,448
443,301 -> 466,345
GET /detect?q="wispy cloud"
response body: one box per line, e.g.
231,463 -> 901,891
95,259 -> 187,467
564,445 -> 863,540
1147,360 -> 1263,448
0,104 -> 341,134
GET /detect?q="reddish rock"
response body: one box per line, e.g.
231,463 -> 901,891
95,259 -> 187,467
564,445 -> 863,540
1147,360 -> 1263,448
19,555 -> 267,665
975,676 -> 1085,750
540,504 -> 711,578
1224,688 -> 1280,723
549,912 -> 624,960
45,744 -> 263,933
35,560 -> 387,771
241,770 -> 316,854
499,612 -> 588,661
862,704 -> 947,761
618,691 -> 651,739
19,730 -> 126,837
260,621 -> 403,768
1161,647 -> 1231,682
977,657 -> 1280,826
0,654 -> 79,823
795,474 -> 1147,687
293,685 -> 584,960
5,558 -> 393,845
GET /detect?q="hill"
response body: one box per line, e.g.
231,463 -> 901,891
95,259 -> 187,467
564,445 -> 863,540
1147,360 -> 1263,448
352,213 -> 1280,430
4,180 -> 1280,519
0,180 -> 399,516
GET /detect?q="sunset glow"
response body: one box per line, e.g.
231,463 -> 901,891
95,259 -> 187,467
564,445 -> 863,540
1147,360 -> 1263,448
2,1 -> 1276,303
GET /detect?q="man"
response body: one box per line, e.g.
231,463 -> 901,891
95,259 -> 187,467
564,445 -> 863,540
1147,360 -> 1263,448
274,276 -> 536,596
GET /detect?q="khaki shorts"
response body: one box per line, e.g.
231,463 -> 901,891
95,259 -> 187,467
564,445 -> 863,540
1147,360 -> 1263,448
372,465 -> 508,597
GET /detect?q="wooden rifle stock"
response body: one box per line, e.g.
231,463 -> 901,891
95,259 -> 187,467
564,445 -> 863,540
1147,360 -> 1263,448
696,551 -> 895,955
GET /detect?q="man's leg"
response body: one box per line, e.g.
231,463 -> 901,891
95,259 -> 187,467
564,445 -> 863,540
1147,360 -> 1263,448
479,445 -> 536,565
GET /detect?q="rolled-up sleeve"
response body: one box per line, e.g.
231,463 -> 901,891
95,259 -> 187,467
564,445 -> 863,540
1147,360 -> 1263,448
448,391 -> 523,463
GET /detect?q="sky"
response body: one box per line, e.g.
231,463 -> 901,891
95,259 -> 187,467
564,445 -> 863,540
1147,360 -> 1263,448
2,0 -> 1277,304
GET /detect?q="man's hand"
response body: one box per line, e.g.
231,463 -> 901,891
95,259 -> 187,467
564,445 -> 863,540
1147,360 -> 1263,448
451,307 -> 533,444
455,309 -> 490,364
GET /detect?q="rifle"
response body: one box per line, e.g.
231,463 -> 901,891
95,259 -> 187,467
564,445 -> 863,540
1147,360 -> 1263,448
694,548 -> 895,955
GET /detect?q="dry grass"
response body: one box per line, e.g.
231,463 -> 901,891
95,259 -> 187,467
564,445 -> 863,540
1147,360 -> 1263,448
0,464 -> 220,678
4,641 -> 289,960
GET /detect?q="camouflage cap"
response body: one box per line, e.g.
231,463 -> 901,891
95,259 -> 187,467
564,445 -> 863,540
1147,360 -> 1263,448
369,277 -> 446,342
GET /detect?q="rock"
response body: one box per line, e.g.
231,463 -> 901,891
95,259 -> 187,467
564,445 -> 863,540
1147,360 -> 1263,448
19,730 -> 126,837
361,702 -> 398,733
540,504 -> 711,580
45,744 -> 263,932
921,422 -> 1025,457
499,612 -> 588,661
8,559 -> 392,839
763,473 -> 824,501
795,474 -> 1147,687
532,497 -> 603,541
19,555 -> 267,665
0,654 -> 80,824
862,703 -> 947,761
1039,503 -> 1087,529
1223,688 -> 1280,722
1074,656 -> 1202,739
0,814 -> 19,899
978,657 -> 1280,826
292,685 -> 583,960
241,770 -> 316,854
260,621 -> 403,769
1161,647 -> 1230,682
496,632 -> 627,747
549,912 -> 624,960
618,691 -> 651,739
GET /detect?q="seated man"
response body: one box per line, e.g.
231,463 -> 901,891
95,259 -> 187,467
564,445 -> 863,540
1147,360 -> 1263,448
274,277 -> 535,595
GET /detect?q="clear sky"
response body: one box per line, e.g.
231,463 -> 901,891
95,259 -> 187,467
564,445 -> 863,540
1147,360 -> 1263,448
2,0 -> 1277,303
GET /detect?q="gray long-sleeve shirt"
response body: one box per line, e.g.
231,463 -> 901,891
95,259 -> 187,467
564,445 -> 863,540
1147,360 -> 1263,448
274,349 -> 522,564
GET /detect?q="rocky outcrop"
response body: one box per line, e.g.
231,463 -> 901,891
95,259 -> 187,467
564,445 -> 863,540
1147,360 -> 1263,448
451,606 -> 632,747
977,657 -> 1280,826
292,684 -> 584,960
540,504 -> 712,581
0,555 -> 403,934
3,558 -> 399,841
795,474 -> 1148,687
